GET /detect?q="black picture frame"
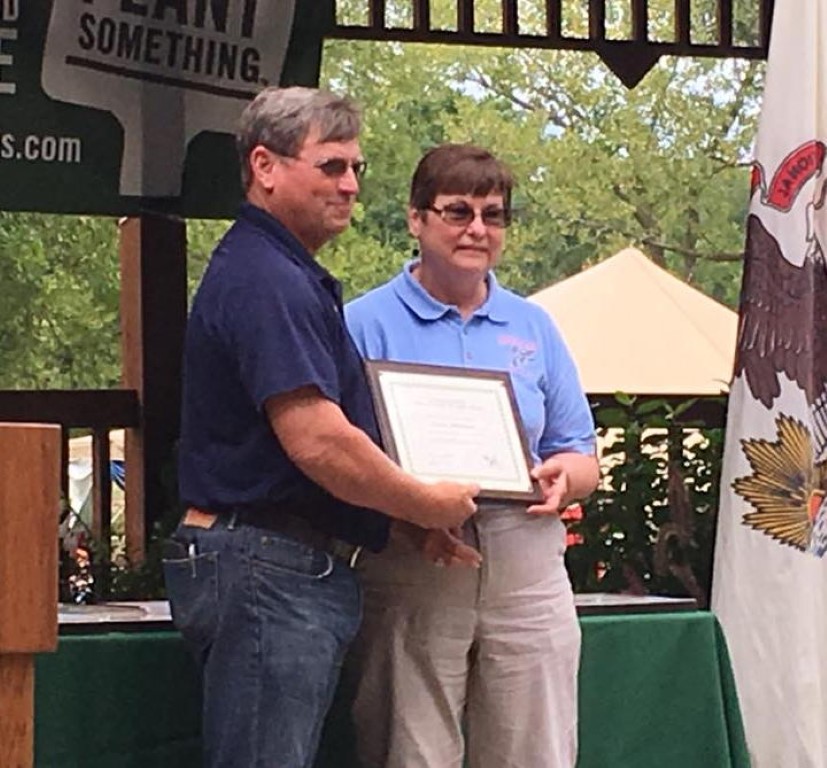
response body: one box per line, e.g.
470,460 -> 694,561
364,360 -> 544,503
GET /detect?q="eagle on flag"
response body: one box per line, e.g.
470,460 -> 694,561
732,173 -> 827,556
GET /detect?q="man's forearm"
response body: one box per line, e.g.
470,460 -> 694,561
286,419 -> 430,522
265,387 -> 479,530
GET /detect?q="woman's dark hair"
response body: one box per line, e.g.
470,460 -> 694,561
409,144 -> 514,211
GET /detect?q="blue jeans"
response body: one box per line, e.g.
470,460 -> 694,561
163,519 -> 362,768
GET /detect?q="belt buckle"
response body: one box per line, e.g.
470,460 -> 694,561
329,539 -> 362,568
347,545 -> 363,569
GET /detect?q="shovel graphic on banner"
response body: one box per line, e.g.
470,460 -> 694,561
41,0 -> 296,198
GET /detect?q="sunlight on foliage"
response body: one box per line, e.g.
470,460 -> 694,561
0,11 -> 763,389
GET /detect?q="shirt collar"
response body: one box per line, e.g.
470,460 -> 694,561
238,201 -> 342,305
393,259 -> 508,323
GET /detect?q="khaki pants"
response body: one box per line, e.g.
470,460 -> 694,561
344,505 -> 580,768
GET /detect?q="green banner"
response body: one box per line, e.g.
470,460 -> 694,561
0,0 -> 334,217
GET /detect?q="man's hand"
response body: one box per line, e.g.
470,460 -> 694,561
396,523 -> 482,568
527,459 -> 569,516
422,528 -> 482,568
412,481 -> 479,529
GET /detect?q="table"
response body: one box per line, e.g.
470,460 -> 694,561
34,611 -> 748,768
576,613 -> 748,768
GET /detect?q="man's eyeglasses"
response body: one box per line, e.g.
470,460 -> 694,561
425,202 -> 512,229
305,157 -> 367,179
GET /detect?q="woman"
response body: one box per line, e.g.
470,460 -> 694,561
343,143 -> 599,768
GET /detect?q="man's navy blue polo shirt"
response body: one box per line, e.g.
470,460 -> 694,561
178,202 -> 389,551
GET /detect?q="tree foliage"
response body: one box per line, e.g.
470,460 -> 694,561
320,5 -> 763,303
0,213 -> 120,388
0,8 -> 764,387
567,396 -> 725,604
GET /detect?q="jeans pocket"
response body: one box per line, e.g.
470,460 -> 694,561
163,551 -> 219,656
251,533 -> 334,580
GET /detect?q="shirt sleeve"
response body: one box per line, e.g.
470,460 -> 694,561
537,316 -> 597,458
220,258 -> 342,411
344,294 -> 388,359
343,300 -> 368,357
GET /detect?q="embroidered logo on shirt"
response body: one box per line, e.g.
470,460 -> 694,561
497,334 -> 537,370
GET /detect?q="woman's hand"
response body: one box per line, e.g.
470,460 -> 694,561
527,452 -> 600,515
527,458 -> 570,516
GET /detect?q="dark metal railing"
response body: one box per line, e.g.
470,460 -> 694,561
331,0 -> 774,86
0,385 -> 727,605
0,389 -> 140,575
0,388 -> 724,539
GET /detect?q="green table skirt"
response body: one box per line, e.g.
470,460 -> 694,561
576,613 -> 749,768
34,611 -> 749,768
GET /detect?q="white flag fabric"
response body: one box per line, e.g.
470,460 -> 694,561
711,2 -> 827,767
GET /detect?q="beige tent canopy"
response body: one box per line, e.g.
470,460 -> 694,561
68,429 -> 125,462
528,248 -> 737,395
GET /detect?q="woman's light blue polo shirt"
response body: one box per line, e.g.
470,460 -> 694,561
345,261 -> 596,464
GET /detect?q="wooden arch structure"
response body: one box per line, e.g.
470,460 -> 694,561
0,3 -> 772,764
0,0 -> 768,563
330,0 -> 774,86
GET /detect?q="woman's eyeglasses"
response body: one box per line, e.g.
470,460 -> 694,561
425,202 -> 512,229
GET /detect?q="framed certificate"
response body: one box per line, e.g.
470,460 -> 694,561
364,360 -> 543,502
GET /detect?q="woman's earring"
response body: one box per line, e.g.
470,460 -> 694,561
412,246 -> 420,259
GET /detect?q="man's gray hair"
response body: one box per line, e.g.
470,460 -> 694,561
236,86 -> 361,189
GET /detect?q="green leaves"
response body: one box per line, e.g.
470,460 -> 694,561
1,14 -> 762,385
0,213 -> 120,388
567,394 -> 725,602
319,27 -> 759,302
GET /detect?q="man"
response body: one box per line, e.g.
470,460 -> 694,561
164,87 -> 479,768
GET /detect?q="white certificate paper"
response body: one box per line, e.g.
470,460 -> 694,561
365,361 -> 542,502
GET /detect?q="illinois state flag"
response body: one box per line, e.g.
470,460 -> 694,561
711,2 -> 827,766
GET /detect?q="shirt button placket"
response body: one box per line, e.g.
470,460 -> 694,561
460,324 -> 473,365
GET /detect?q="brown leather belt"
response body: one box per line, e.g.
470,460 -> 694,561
182,507 -> 363,568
